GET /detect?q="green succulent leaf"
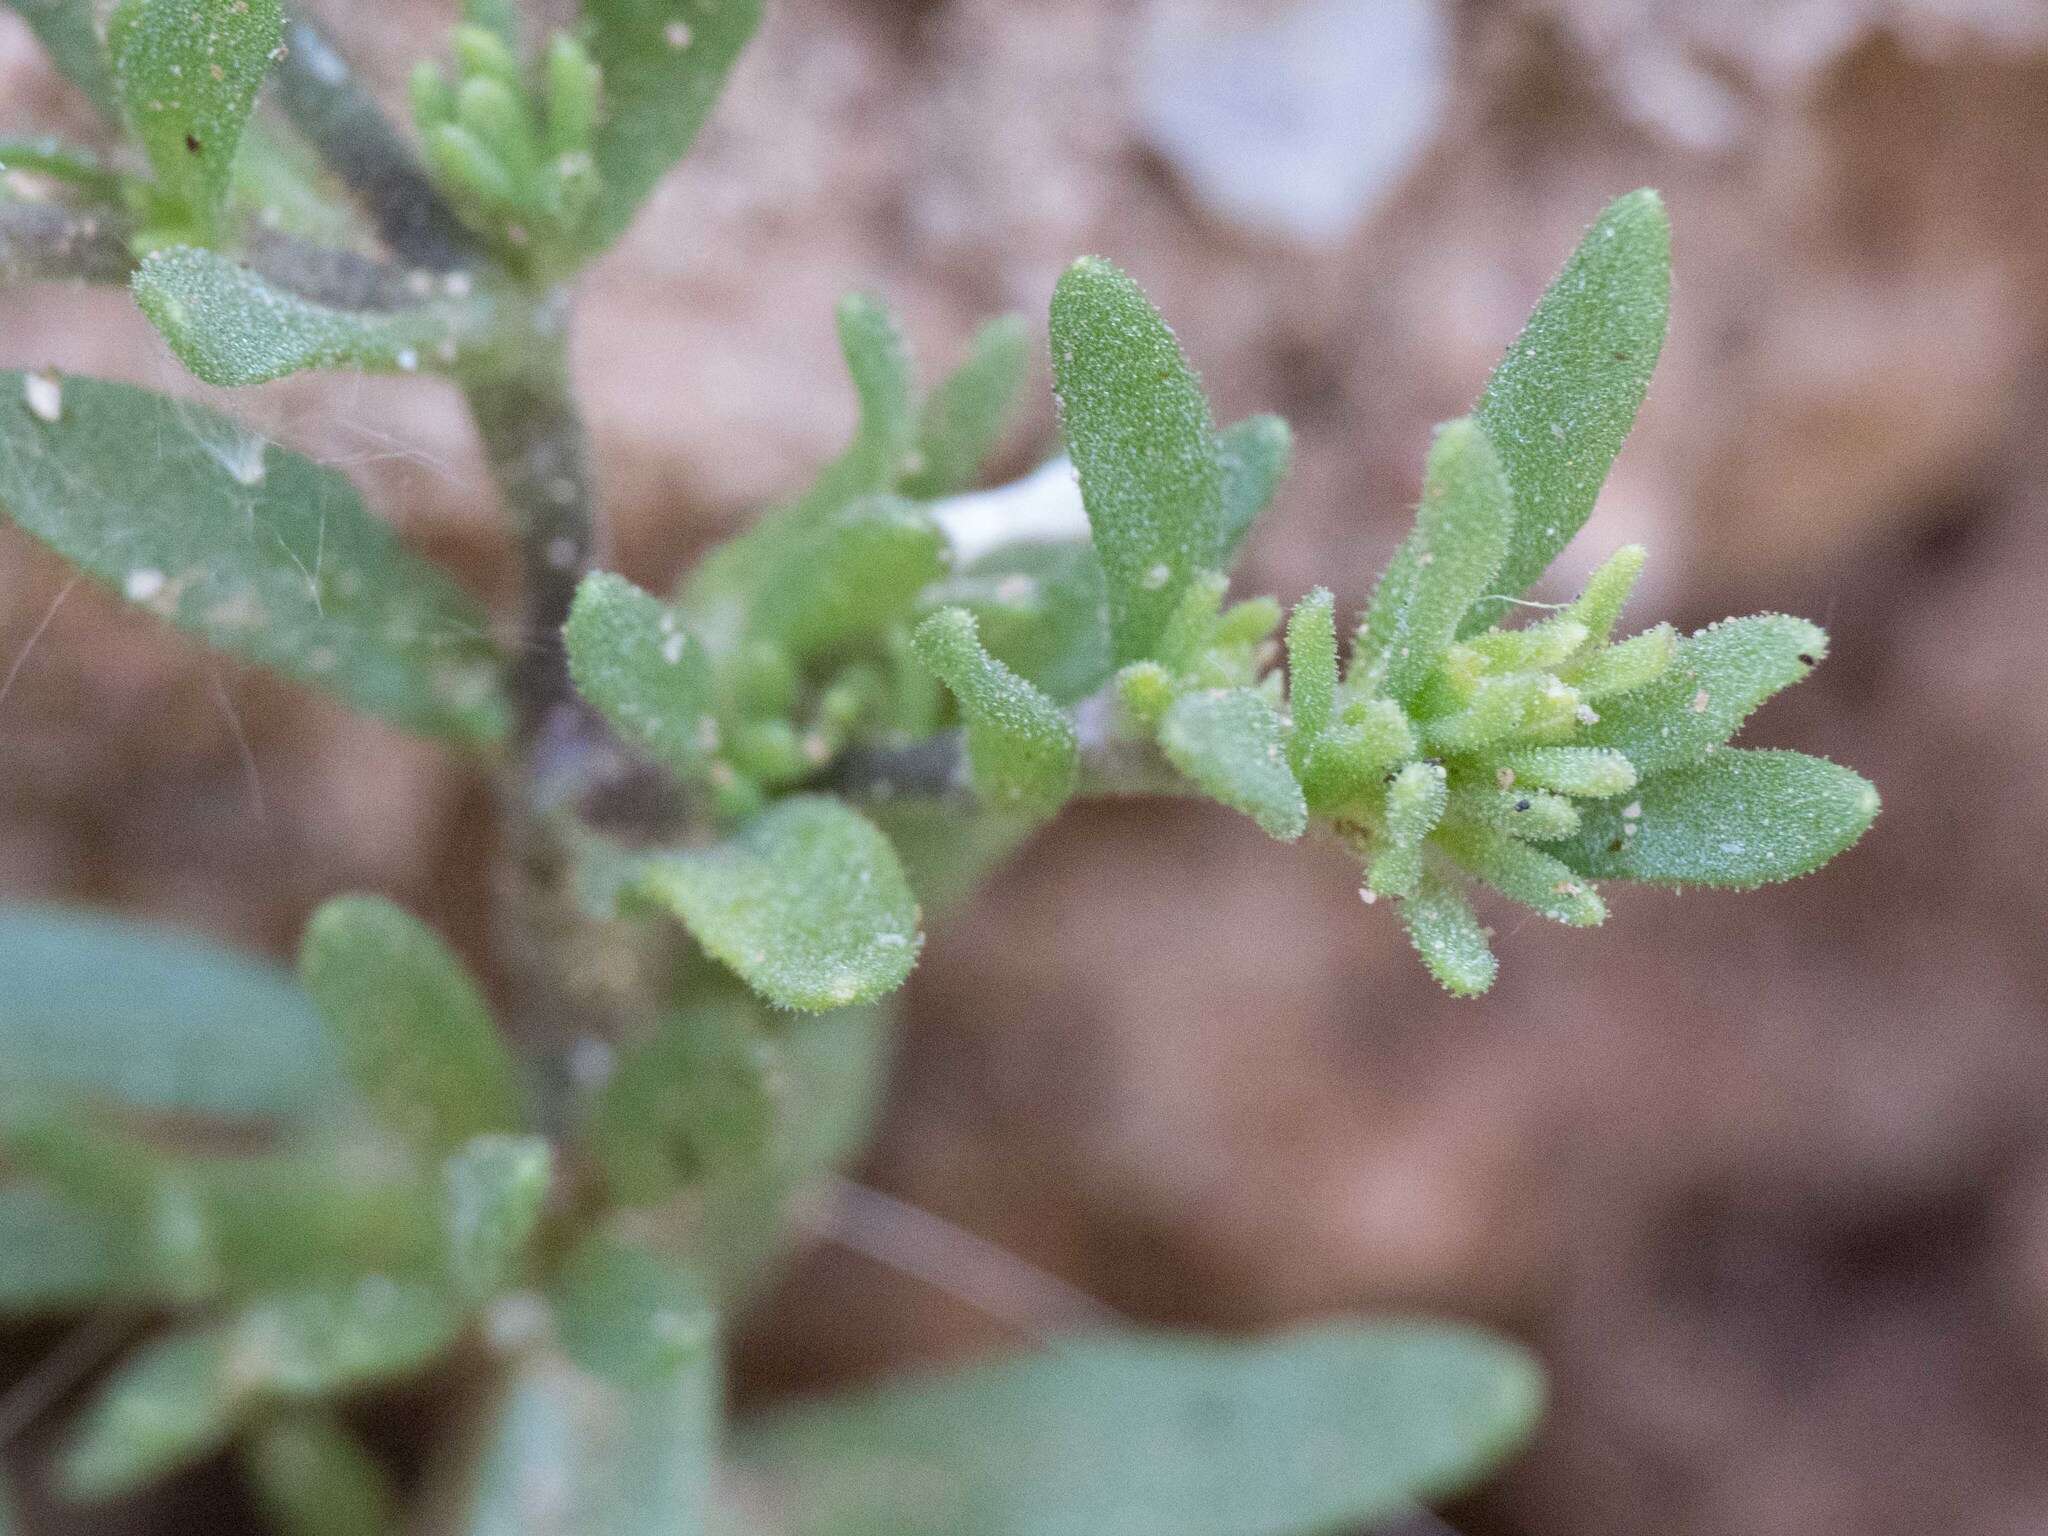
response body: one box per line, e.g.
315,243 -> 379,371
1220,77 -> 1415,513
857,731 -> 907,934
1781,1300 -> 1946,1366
1357,417 -> 1515,702
735,1321 -> 1542,1536
636,797 -> 922,1012
1578,614 -> 1826,776
1436,823 -> 1606,928
1368,761 -> 1447,899
0,1186 -> 122,1313
0,372 -> 508,744
62,1327 -> 241,1499
579,0 -> 762,251
1396,873 -> 1498,998
903,314 -> 1029,500
1560,748 -> 1879,888
913,607 -> 1077,816
1558,544 -> 1646,646
550,1234 -> 714,1388
1283,586 -> 1338,771
5,0 -> 120,117
107,0 -> 282,225
244,1411 -> 395,1536
748,495 -> 947,661
299,897 -> 522,1156
1159,687 -> 1308,842
441,1134 -> 553,1302
0,135 -> 124,195
1051,256 -> 1224,664
1216,412 -> 1292,563
565,572 -> 718,782
1465,189 -> 1671,623
449,1343 -> 718,1536
1493,745 -> 1636,799
0,904 -> 349,1121
134,248 -> 477,387
923,539 -> 1112,706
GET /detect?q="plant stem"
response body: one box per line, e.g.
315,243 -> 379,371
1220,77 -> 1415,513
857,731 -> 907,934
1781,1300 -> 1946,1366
0,202 -> 134,285
272,16 -> 480,272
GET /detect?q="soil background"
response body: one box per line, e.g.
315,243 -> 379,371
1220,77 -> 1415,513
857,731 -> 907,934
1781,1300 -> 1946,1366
5,1 -> 2048,1532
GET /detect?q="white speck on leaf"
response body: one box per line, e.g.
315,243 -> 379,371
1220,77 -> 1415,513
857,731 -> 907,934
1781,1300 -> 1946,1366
23,371 -> 61,423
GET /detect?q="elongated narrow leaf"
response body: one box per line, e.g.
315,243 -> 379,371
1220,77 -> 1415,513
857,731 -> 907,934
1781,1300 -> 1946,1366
1397,873 -> 1497,998
636,797 -> 921,1012
446,1344 -> 718,1536
0,373 -> 507,743
1465,190 -> 1670,623
736,1321 -> 1541,1536
580,0 -> 762,251
299,897 -> 521,1155
134,248 -> 476,387
5,0 -> 119,117
0,135 -> 124,195
244,1411 -> 395,1536
1560,748 -> 1878,888
0,1186 -> 122,1312
1159,687 -> 1307,841
1492,746 -> 1636,799
1437,823 -> 1605,927
1216,413 -> 1292,562
62,1328 -> 241,1499
565,572 -> 717,781
1559,544 -> 1646,646
913,607 -> 1076,815
1368,761 -> 1446,898
441,1134 -> 552,1302
1578,614 -> 1825,776
1051,257 -> 1223,663
903,314 -> 1029,500
1358,418 -> 1514,701
550,1234 -> 714,1388
922,538 -> 1112,705
0,904 -> 348,1120
107,0 -> 282,222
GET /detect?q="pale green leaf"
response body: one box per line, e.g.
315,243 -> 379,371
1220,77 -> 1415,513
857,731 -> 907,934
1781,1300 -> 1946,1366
0,372 -> 508,743
299,897 -> 522,1155
1367,761 -> 1446,899
1436,822 -> 1606,927
1358,417 -> 1514,702
550,1234 -> 714,1388
748,495 -> 946,661
1216,412 -> 1291,563
734,1321 -> 1542,1536
244,1411 -> 395,1536
1397,873 -> 1497,998
902,314 -> 1028,500
1492,745 -> 1636,799
0,904 -> 349,1120
62,1327 -> 240,1499
1560,748 -> 1879,888
580,0 -> 762,251
0,1186 -> 122,1313
0,135 -> 124,196
1050,257 -> 1223,663
134,248 -> 476,387
1578,614 -> 1826,776
565,572 -> 717,781
913,607 -> 1077,816
107,0 -> 282,221
441,1134 -> 553,1302
4,0 -> 119,117
1465,189 -> 1670,624
635,797 -> 922,1012
230,1277 -> 460,1398
1159,687 -> 1307,841
922,538 -> 1112,705
1557,544 -> 1645,646
1283,586 -> 1337,770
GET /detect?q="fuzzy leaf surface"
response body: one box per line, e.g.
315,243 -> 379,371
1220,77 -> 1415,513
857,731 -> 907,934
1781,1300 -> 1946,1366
636,797 -> 922,1012
0,373 -> 507,743
107,0 -> 281,220
913,607 -> 1076,815
1397,874 -> 1498,997
903,314 -> 1028,500
1159,687 -> 1308,841
1561,748 -> 1878,888
1467,189 -> 1670,621
921,539 -> 1111,705
1051,257 -> 1223,663
734,1321 -> 1541,1536
565,572 -> 716,781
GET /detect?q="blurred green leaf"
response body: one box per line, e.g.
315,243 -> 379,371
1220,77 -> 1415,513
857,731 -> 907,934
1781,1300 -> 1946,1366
579,0 -> 761,251
446,1343 -> 718,1536
735,1321 -> 1542,1536
1051,257 -> 1223,663
134,248 -> 475,387
550,1234 -> 713,1388
231,1277 -> 460,1398
62,1327 -> 241,1499
1357,418 -> 1514,702
1397,873 -> 1497,998
1462,189 -> 1669,625
913,607 -> 1077,816
244,1410 -> 396,1536
1579,614 -> 1826,776
0,135 -> 124,196
748,496 -> 947,661
636,797 -> 921,1012
441,1134 -> 552,1302
1215,413 -> 1291,563
107,0 -> 281,224
0,1186 -> 122,1313
0,904 -> 348,1120
4,0 -> 119,117
565,571 -> 717,782
299,897 -> 522,1155
903,314 -> 1029,501
1159,687 -> 1307,842
1560,748 -> 1879,888
921,538 -> 1112,706
0,372 -> 508,744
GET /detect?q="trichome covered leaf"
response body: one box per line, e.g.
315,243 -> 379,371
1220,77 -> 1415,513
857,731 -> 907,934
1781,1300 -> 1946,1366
913,606 -> 1077,815
1158,687 -> 1307,842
